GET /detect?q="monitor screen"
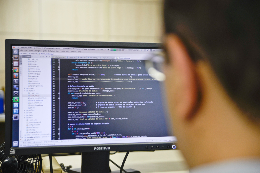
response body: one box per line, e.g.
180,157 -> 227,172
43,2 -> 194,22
5,39 -> 176,157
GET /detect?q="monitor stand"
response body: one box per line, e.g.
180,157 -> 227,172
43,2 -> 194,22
81,151 -> 110,173
66,151 -> 140,173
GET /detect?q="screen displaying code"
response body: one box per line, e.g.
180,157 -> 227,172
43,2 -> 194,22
52,58 -> 168,140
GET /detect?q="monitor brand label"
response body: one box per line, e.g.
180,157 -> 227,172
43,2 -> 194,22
94,147 -> 111,151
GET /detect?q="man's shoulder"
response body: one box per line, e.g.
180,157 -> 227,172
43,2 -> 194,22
190,158 -> 260,173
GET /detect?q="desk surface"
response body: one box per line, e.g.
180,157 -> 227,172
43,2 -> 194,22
55,150 -> 189,173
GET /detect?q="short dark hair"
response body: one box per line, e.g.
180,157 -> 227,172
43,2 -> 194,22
164,0 -> 260,122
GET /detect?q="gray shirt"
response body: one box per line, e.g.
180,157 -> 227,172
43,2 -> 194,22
190,158 -> 260,173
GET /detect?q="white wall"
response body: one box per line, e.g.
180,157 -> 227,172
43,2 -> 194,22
0,0 -> 163,88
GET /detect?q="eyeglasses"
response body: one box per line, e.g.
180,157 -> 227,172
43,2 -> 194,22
145,52 -> 166,82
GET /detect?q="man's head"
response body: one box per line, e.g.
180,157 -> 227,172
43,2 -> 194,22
162,0 -> 260,168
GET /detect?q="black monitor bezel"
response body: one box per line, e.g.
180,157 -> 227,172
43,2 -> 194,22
5,39 -> 174,156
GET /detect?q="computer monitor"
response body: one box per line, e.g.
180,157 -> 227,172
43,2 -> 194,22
5,39 -> 176,172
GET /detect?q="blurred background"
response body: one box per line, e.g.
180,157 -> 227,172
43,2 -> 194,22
0,2 -> 190,172
0,0 -> 163,89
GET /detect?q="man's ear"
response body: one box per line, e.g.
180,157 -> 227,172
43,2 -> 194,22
165,34 -> 199,120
